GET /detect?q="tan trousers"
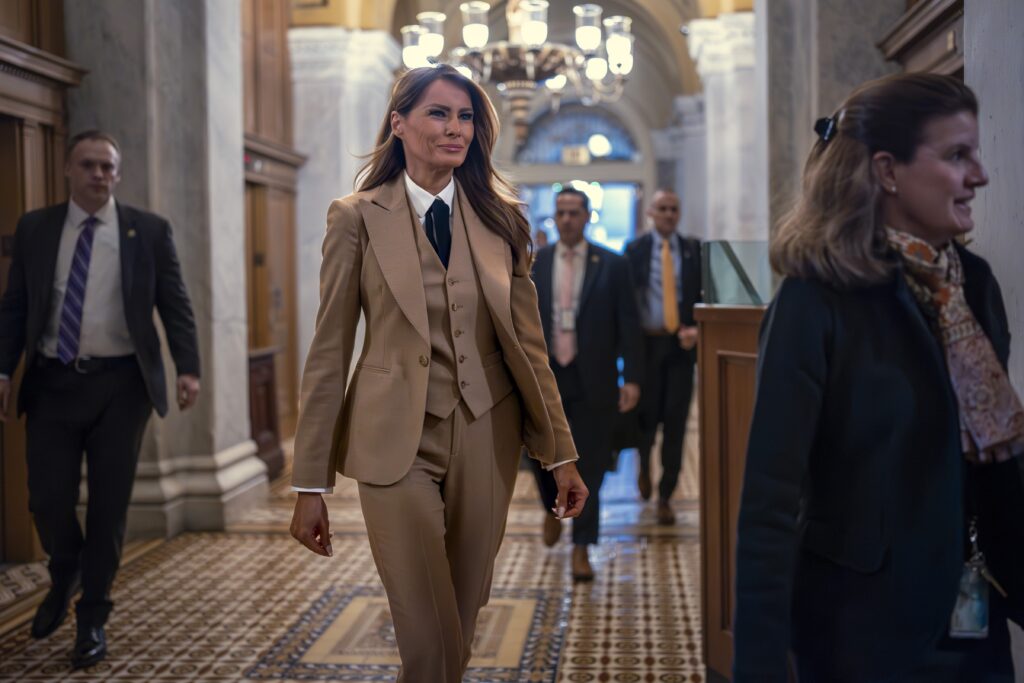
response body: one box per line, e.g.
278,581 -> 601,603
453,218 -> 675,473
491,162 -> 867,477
358,392 -> 522,683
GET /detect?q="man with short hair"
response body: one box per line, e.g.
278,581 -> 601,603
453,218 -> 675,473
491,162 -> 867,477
530,187 -> 642,580
0,130 -> 200,669
625,189 -> 702,525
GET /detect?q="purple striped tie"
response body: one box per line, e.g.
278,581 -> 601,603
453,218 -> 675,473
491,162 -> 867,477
56,216 -> 99,364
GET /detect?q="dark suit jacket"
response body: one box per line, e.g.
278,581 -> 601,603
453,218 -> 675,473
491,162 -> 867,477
624,231 -> 702,332
733,245 -> 1024,682
531,241 -> 642,410
0,201 -> 200,417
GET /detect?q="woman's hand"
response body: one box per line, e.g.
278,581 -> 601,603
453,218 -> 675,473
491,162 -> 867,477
290,492 -> 333,556
551,462 -> 589,519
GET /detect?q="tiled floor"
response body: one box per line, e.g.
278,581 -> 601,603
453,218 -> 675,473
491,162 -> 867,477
0,409 -> 704,682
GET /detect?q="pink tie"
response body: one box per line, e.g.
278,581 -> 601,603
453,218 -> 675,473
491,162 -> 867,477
554,247 -> 577,366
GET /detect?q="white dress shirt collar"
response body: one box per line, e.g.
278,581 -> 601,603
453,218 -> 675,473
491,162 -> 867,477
555,239 -> 586,259
403,171 -> 455,221
67,195 -> 116,229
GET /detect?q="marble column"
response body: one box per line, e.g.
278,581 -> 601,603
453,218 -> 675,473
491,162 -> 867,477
965,0 -> 1024,393
687,12 -> 763,243
289,27 -> 400,376
652,94 -> 707,239
64,0 -> 267,537
755,0 -> 903,230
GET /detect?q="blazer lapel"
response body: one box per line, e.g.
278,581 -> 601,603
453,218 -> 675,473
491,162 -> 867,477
578,242 -> 603,311
459,184 -> 516,342
116,202 -> 137,305
35,205 -> 68,329
37,204 -> 67,293
893,273 -> 948,383
533,247 -> 554,342
362,176 -> 430,346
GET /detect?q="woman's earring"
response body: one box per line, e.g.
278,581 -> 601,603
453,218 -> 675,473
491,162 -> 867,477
889,185 -> 897,194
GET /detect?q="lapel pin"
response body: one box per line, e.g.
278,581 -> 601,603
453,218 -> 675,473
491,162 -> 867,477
127,229 -> 137,238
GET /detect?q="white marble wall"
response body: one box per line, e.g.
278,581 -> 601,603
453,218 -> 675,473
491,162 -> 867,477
687,12 -> 764,243
652,95 -> 707,239
64,0 -> 267,536
755,0 -> 902,229
966,0 -> 1024,393
289,27 -> 400,376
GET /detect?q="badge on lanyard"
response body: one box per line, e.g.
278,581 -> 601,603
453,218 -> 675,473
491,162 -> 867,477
559,309 -> 575,331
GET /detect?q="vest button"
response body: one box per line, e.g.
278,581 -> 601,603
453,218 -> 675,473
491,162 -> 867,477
459,355 -> 466,363
419,355 -> 429,367
448,278 -> 457,285
460,380 -> 469,388
454,329 -> 463,337
451,303 -> 458,311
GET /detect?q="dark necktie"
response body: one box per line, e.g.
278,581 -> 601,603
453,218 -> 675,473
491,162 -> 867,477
57,215 -> 99,364
425,198 -> 451,268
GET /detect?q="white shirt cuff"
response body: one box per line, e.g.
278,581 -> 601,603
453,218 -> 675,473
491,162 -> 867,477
544,459 -> 576,471
292,486 -> 333,494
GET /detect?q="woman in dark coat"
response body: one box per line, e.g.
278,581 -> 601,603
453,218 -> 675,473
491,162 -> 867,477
733,73 -> 1024,682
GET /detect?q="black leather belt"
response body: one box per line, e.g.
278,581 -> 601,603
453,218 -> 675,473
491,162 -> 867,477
36,354 -> 136,374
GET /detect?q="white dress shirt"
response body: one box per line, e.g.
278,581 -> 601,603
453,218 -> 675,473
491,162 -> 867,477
41,196 -> 134,358
551,239 -> 587,334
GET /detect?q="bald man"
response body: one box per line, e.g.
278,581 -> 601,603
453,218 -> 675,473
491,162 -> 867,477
624,190 -> 701,524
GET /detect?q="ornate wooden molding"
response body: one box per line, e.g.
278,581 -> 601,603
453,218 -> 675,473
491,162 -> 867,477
244,133 -> 307,190
0,35 -> 86,87
878,0 -> 961,61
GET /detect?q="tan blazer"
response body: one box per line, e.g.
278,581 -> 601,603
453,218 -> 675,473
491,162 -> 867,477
292,175 -> 577,488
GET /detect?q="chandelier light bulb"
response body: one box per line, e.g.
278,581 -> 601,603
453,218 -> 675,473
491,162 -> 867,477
545,73 -> 567,91
416,12 -> 446,58
606,33 -> 632,62
575,25 -> 601,52
455,64 -> 474,78
460,2 -> 490,49
585,55 -> 608,81
401,25 -> 428,69
519,0 -> 549,48
573,4 -> 603,53
609,52 -> 633,75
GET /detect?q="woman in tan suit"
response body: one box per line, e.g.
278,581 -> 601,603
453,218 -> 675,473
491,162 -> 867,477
289,65 -> 588,682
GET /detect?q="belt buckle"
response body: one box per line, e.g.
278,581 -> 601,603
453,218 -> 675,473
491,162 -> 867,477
73,357 -> 90,374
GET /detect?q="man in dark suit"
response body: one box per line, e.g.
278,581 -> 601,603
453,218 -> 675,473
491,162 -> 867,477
0,130 -> 200,669
530,187 -> 642,580
625,189 -> 701,525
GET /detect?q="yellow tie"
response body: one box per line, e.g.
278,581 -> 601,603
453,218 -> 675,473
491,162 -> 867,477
661,238 -> 680,333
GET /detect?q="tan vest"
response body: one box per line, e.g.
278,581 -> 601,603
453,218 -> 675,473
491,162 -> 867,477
411,191 -> 515,419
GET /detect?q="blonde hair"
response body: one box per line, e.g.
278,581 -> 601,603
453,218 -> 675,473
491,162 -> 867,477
772,73 -> 978,288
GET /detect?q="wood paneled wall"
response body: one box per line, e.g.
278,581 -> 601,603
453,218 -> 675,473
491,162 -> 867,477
0,3 -> 83,563
242,0 -> 305,476
243,0 -> 293,145
694,305 -> 765,683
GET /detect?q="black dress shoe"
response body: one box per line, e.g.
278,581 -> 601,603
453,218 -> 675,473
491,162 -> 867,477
71,624 -> 106,670
30,576 -> 80,639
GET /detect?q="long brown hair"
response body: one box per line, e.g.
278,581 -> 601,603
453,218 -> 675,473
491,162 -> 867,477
357,65 -> 532,268
772,73 -> 978,288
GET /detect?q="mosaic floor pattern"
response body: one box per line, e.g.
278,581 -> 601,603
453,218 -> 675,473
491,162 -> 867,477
0,410 -> 704,682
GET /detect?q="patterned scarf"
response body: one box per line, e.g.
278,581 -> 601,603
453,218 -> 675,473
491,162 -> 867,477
887,228 -> 1024,464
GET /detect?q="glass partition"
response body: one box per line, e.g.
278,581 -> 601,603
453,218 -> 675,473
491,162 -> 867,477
701,240 -> 774,306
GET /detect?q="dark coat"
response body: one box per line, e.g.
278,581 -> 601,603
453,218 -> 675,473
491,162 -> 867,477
531,241 -> 642,410
733,244 -> 1024,681
624,231 -> 703,329
0,201 -> 200,417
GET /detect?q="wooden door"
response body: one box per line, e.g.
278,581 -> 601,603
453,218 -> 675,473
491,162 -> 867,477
694,305 -> 765,683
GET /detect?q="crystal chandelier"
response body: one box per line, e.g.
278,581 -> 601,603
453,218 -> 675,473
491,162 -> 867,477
400,1 -> 635,145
